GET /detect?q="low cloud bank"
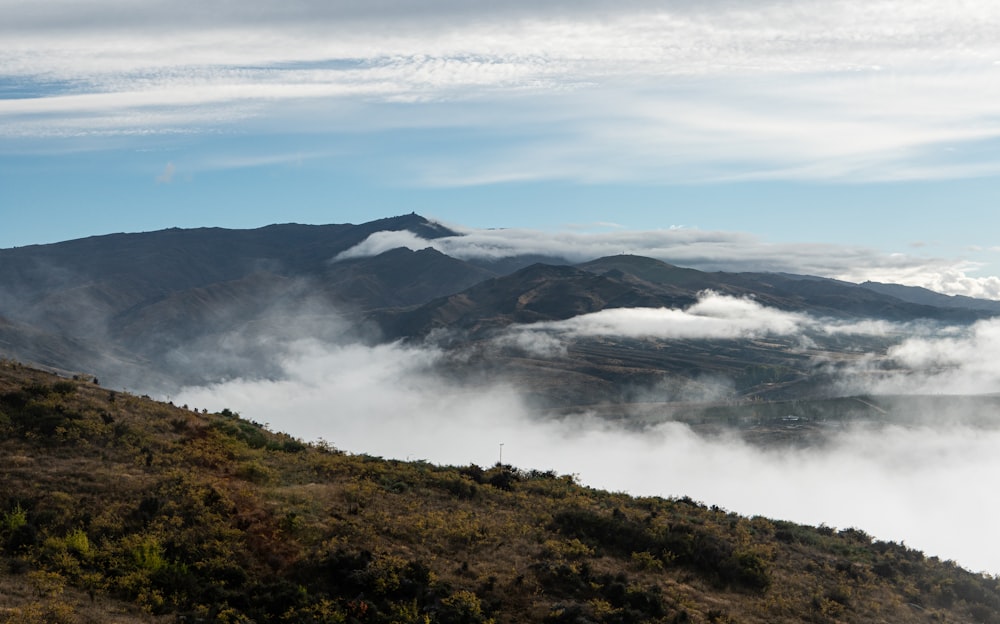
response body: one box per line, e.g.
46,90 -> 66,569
512,292 -> 903,342
533,295 -> 806,340
334,225 -> 1000,300
176,326 -> 1000,574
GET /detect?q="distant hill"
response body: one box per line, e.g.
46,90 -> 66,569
3,361 -> 1000,623
379,254 -> 989,341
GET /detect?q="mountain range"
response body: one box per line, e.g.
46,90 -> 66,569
0,214 -> 995,404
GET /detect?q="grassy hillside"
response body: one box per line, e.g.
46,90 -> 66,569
1,360 -> 999,623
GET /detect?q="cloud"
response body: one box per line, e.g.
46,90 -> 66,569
3,1 -> 1000,183
544,295 -> 915,341
525,293 -> 808,340
155,161 -> 176,184
174,327 -> 1000,574
336,223 -> 1000,300
836,318 -> 1000,395
333,230 -> 435,260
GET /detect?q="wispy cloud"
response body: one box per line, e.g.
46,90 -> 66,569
3,1 -> 1000,183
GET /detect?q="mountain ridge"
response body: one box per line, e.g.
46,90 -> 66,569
1,214 -> 997,399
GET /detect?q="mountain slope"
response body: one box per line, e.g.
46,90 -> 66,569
372,254 -> 995,405
861,280 -> 1000,313
2,361 -> 1000,624
375,262 -> 690,340
0,213 -> 457,323
321,247 -> 498,310
0,216 -> 493,387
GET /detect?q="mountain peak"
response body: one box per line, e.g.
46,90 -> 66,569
359,213 -> 458,240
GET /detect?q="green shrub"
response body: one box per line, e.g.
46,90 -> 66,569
1,504 -> 27,533
438,590 -> 492,624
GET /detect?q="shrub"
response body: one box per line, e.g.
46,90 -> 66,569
542,538 -> 595,561
438,590 -> 493,624
632,550 -> 664,571
128,534 -> 167,572
51,381 -> 76,396
1,503 -> 27,534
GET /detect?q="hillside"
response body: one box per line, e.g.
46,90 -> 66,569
0,216 -> 500,391
2,361 -> 1000,623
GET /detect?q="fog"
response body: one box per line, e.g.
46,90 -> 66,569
175,296 -> 1000,575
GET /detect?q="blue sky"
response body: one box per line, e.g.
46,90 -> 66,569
3,0 -> 1000,297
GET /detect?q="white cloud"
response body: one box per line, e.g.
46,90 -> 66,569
494,293 -> 915,363
175,338 -> 527,461
3,1 -> 1000,183
525,293 -> 808,340
839,318 -> 1000,395
333,230 -> 436,261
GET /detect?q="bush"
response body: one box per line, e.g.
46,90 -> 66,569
438,590 -> 493,624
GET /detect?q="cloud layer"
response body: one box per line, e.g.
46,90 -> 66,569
4,0 -> 1000,184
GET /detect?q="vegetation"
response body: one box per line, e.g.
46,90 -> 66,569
2,360 -> 1000,623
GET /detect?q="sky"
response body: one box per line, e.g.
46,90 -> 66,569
3,0 -> 1000,296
